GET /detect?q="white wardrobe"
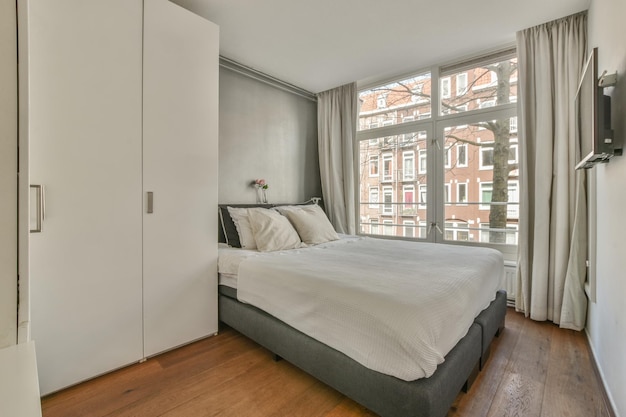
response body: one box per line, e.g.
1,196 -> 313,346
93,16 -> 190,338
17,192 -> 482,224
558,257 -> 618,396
20,0 -> 219,395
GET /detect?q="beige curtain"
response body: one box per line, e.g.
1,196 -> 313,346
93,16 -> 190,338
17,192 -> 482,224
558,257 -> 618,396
317,83 -> 357,234
516,12 -> 588,330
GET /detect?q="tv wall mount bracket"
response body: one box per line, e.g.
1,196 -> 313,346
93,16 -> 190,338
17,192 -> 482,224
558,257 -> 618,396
598,70 -> 617,88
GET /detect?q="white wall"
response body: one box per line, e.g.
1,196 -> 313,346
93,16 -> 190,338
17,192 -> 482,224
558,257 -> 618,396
0,0 -> 18,349
218,67 -> 321,204
587,0 -> 626,416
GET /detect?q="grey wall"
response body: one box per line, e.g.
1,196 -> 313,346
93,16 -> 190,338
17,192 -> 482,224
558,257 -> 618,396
0,0 -> 17,348
586,0 -> 626,415
218,67 -> 321,204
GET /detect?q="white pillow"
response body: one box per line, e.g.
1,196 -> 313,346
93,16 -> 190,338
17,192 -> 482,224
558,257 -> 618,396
227,207 -> 257,249
277,205 -> 339,245
247,207 -> 305,252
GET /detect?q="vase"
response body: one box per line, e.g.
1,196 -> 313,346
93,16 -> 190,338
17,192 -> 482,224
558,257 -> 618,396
256,187 -> 268,204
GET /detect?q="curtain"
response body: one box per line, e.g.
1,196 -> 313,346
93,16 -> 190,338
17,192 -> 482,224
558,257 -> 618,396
317,83 -> 357,234
516,12 -> 588,330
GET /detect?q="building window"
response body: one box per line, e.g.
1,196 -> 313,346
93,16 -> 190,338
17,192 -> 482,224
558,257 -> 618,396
456,73 -> 468,96
444,183 -> 451,205
377,95 -> 387,109
418,149 -> 427,174
418,185 -> 427,208
445,221 -> 469,242
369,155 -> 379,176
369,187 -> 379,208
383,220 -> 394,235
457,143 -> 468,167
404,221 -> 415,237
480,223 -> 518,245
479,99 -> 496,109
441,77 -> 451,99
418,221 -> 427,238
506,224 -> 518,245
507,181 -> 519,218
403,185 -> 415,212
371,219 -> 379,235
457,182 -> 468,204
479,182 -> 492,210
403,151 -> 415,180
382,154 -> 393,181
383,186 -> 393,214
480,145 -> 494,169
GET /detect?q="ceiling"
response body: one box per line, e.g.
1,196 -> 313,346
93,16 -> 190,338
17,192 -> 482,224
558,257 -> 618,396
171,0 -> 590,94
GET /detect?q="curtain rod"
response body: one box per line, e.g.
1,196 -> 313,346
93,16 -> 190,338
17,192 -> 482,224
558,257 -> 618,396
219,56 -> 317,102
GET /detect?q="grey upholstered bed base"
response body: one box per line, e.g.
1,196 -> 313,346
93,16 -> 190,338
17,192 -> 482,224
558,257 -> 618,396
218,286 -> 506,417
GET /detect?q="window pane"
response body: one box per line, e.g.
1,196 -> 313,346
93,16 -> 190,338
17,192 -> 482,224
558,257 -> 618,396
442,120 -> 518,244
440,57 -> 518,116
369,156 -> 379,176
403,221 -> 415,237
359,72 -> 432,131
359,131 -> 428,237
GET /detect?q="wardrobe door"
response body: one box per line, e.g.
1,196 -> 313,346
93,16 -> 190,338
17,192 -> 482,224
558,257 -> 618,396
26,0 -> 144,395
142,0 -> 219,356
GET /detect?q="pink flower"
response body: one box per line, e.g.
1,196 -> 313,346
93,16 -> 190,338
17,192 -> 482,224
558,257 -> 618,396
254,179 -> 268,189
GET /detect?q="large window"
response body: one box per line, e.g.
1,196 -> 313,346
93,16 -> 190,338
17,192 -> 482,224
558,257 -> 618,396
358,48 -> 518,253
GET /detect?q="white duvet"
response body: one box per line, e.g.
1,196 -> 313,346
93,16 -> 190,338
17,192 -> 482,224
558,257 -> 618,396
234,236 -> 503,381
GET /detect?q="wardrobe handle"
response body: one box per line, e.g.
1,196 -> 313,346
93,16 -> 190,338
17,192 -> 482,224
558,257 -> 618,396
147,192 -> 154,214
30,184 -> 44,233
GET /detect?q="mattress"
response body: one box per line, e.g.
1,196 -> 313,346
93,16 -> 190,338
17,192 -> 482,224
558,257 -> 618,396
219,236 -> 503,381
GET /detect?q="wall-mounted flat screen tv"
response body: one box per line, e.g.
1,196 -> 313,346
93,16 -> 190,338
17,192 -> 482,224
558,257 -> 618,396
575,48 -> 619,170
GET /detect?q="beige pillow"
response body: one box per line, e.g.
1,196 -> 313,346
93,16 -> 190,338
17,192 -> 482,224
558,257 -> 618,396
247,208 -> 305,252
227,206 -> 257,249
279,205 -> 339,245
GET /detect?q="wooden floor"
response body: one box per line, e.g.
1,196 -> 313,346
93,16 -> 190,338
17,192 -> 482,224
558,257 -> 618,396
42,309 -> 612,417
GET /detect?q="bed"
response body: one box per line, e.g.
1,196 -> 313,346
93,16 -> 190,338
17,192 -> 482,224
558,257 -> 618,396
217,203 -> 507,417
